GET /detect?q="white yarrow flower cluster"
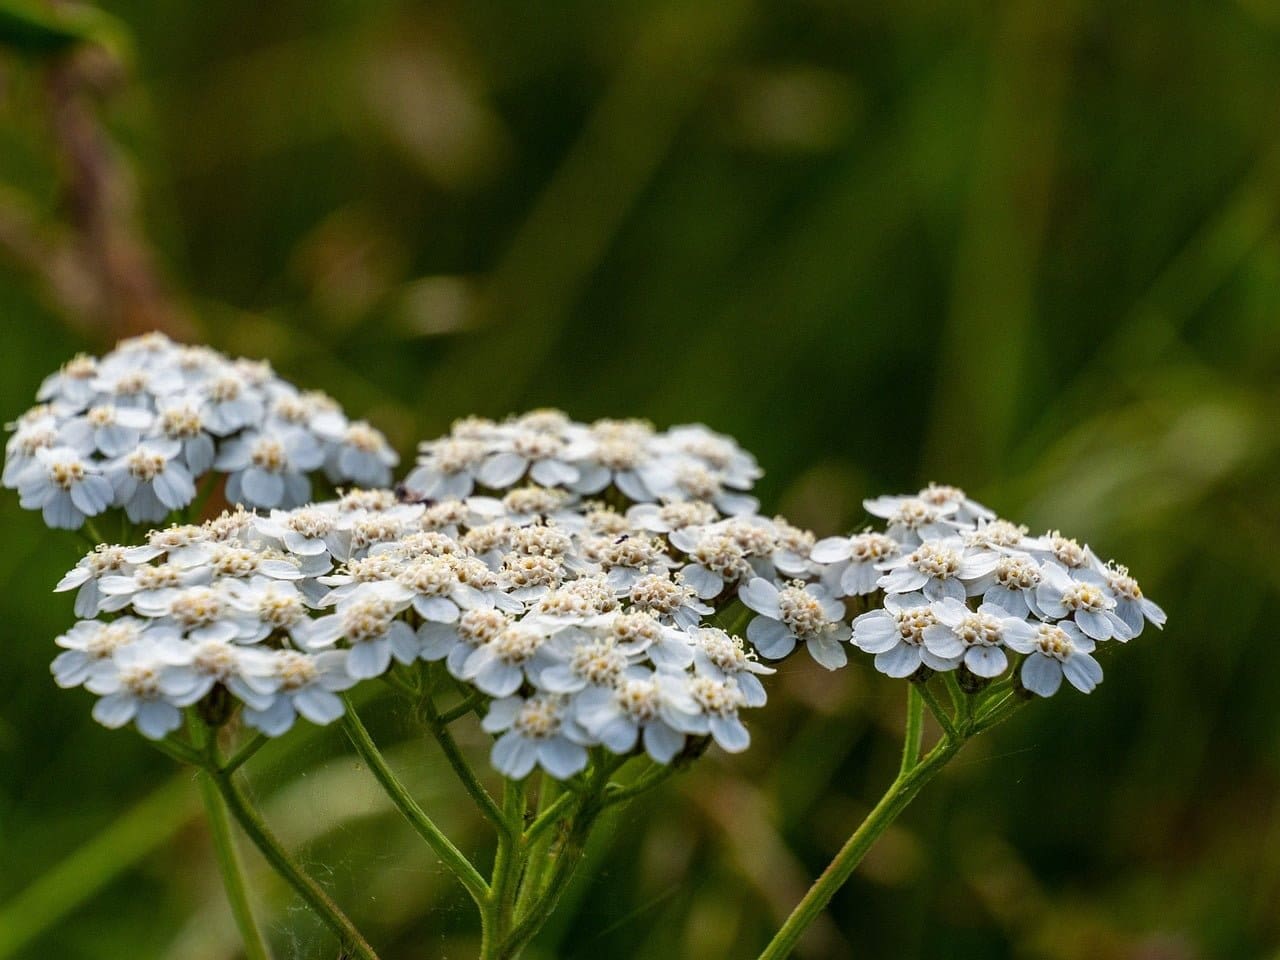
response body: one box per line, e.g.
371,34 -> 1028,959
825,485 -> 1166,697
403,411 -> 762,514
37,393 -> 1163,773
4,333 -> 398,528
52,480 -> 777,772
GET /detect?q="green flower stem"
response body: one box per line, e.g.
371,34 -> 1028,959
82,516 -> 108,545
222,733 -> 268,775
943,671 -> 967,717
422,693 -> 513,836
437,691 -> 485,725
899,684 -> 924,776
914,679 -> 958,740
209,769 -> 380,960
602,759 -> 678,807
497,778 -> 608,960
198,771 -> 272,960
757,734 -> 963,960
379,671 -> 419,701
971,694 -> 1024,734
524,786 -> 575,844
340,706 -> 489,905
147,735 -> 203,767
186,720 -> 273,960
491,781 -> 529,933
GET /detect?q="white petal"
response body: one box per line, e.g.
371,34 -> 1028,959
738,578 -> 781,617
806,635 -> 848,671
491,731 -> 538,779
1062,652 -> 1103,692
240,468 -> 285,508
477,452 -> 527,489
964,645 -> 1008,678
709,715 -> 750,753
538,738 -> 589,779
810,537 -> 853,564
874,642 -> 922,678
1020,654 -> 1062,697
92,693 -> 137,728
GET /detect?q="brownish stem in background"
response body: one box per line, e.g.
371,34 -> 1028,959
41,44 -> 193,339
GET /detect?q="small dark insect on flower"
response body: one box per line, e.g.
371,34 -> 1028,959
615,534 -> 630,544
395,481 -> 433,506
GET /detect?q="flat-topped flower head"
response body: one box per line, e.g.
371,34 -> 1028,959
483,694 -> 589,780
852,594 -> 956,677
1101,562 -> 1166,637
1003,621 -> 1102,696
404,412 -> 763,511
876,538 -> 994,602
915,483 -> 995,524
18,446 -> 113,529
863,495 -> 958,546
1035,563 -> 1134,641
812,530 -> 900,597
692,627 -> 772,706
922,599 -> 1035,678
7,336 -> 397,530
27,390 -> 1164,789
739,577 -> 848,669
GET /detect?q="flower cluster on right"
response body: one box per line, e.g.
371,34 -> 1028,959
815,487 -> 1167,697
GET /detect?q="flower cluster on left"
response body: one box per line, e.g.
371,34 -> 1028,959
3,332 -> 397,529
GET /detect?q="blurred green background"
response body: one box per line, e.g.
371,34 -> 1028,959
1,1 -> 1279,958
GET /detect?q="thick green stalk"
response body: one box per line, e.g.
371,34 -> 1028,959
188,716 -> 272,960
899,684 -> 925,776
496,800 -> 601,960
198,772 -> 272,960
340,707 -> 489,905
210,770 -> 380,960
757,735 -> 962,960
513,775 -> 568,921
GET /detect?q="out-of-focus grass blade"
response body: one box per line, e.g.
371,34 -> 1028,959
0,774 -> 199,960
0,0 -> 131,62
